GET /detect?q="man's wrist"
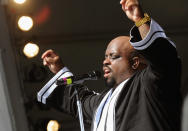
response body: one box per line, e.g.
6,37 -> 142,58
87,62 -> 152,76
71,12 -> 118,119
135,13 -> 151,27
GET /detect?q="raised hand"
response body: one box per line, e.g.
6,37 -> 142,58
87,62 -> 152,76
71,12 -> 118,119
120,0 -> 144,22
41,49 -> 64,74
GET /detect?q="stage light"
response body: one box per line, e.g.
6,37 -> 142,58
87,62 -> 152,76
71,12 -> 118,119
23,42 -> 39,58
47,120 -> 60,131
18,16 -> 33,31
14,0 -> 26,4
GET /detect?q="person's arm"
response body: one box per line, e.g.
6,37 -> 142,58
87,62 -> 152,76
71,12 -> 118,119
40,49 -> 103,124
120,0 -> 150,39
38,49 -> 73,104
41,49 -> 65,74
120,3 -> 181,130
120,0 -> 178,69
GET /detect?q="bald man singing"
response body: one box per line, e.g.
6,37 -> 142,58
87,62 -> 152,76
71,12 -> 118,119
39,0 -> 182,130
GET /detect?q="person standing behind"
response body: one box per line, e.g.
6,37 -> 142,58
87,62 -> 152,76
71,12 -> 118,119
40,0 -> 182,130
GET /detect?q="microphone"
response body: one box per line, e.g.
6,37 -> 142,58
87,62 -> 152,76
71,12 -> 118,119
56,70 -> 101,86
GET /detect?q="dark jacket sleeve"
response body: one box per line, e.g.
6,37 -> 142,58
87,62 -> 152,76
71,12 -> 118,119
46,84 -> 109,124
129,19 -> 182,130
130,19 -> 181,81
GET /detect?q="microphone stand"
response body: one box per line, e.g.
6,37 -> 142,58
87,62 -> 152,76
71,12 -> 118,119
73,85 -> 85,131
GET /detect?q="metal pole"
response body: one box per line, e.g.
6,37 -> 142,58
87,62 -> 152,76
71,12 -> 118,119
75,88 -> 85,131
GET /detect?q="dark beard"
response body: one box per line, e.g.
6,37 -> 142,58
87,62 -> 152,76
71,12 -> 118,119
104,77 -> 116,88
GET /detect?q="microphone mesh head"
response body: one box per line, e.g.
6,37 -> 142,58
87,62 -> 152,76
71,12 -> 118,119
91,70 -> 101,80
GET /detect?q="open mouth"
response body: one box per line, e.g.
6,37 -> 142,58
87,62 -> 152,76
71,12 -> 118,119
103,68 -> 111,78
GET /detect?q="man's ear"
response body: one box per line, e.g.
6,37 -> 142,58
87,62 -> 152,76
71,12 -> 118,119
131,57 -> 140,70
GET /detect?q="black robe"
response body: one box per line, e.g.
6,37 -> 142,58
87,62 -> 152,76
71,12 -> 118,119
46,20 -> 182,131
